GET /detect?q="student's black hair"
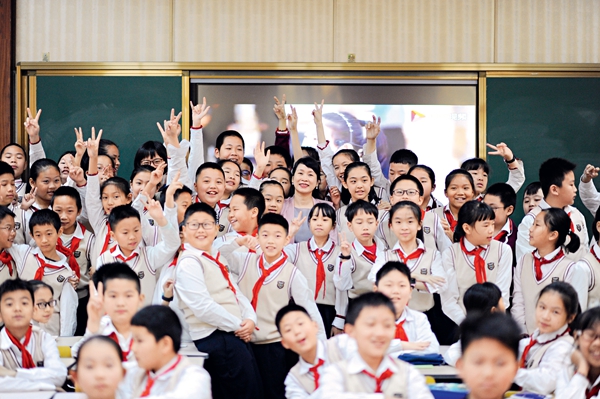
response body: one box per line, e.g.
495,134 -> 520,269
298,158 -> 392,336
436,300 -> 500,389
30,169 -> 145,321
453,200 -> 495,243
292,157 -> 322,199
182,202 -> 217,225
594,206 -> 600,242
242,157 -> 254,175
99,138 -> 119,154
343,162 -> 380,204
0,143 -> 25,159
29,280 -> 54,296
133,141 -> 168,169
390,149 -> 418,167
485,182 -> 516,209
92,262 -> 141,294
260,180 -> 285,197
100,176 -> 130,197
576,306 -> 600,333
131,305 -> 182,353
269,167 -> 293,198
375,261 -> 412,286
408,164 -> 436,187
275,303 -> 311,333
524,181 -> 542,196
444,169 -> 475,193
0,205 -> 16,222
29,208 -> 61,233
217,158 -> 242,175
539,157 -> 577,197
388,200 -> 424,242
50,186 -> 83,212
463,282 -> 502,315
81,152 -> 116,175
232,187 -> 265,221
308,202 -> 337,226
265,145 -> 292,170
538,281 -> 581,331
258,212 -> 289,235
160,184 -> 194,208
389,174 -> 424,197
129,165 -> 154,182
332,149 -> 360,164
215,130 -> 245,151
539,208 -> 581,253
0,161 -> 15,178
0,278 -> 34,302
58,150 -> 76,164
346,292 -> 396,326
461,158 -> 490,175
108,205 -> 141,231
301,146 -> 320,162
459,312 -> 521,359
30,159 -> 60,183
194,162 -> 225,181
345,199 -> 378,223
75,335 -> 123,363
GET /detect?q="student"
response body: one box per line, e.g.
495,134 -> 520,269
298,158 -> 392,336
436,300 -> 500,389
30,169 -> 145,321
373,261 -> 440,356
174,202 -> 261,399
213,187 -> 265,249
263,145 -> 292,176
523,181 -> 543,214
260,180 -> 285,215
241,157 -> 253,182
133,141 -> 167,182
29,280 -> 55,331
455,312 -> 521,399
214,130 -> 245,165
71,262 -> 144,366
123,306 -> 211,398
50,186 -> 95,335
0,206 -> 17,285
483,182 -> 517,255
388,149 -> 418,183
555,307 -> 600,398
579,163 -> 600,216
439,200 -> 512,326
0,278 -> 66,391
512,208 -> 589,333
70,335 -> 125,399
0,161 -> 17,208
193,163 -> 230,235
516,157 -> 588,260
432,169 -> 476,242
218,159 -> 242,202
443,282 -> 505,366
222,213 -> 326,399
129,165 -> 155,201
514,282 -> 579,395
163,184 -> 193,225
270,167 -> 293,198
57,151 -> 75,185
319,292 -> 433,398
461,142 -> 525,200
582,207 -> 600,309
409,164 -> 443,211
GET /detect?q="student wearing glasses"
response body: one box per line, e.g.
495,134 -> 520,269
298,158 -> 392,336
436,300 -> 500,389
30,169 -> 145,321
29,280 -> 57,334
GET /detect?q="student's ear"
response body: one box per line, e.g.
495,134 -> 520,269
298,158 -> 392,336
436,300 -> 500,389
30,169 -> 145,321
432,183 -> 436,191
57,226 -> 64,236
283,234 -> 290,246
126,193 -> 133,203
462,223 -> 472,235
158,335 -> 174,354
109,230 -> 116,241
280,338 -> 291,350
138,293 -> 146,306
346,221 -> 352,230
29,178 -> 35,187
373,284 -> 378,292
547,230 -> 559,242
455,357 -> 464,377
505,205 -> 514,217
70,370 -> 78,390
214,148 -> 220,160
345,324 -> 355,338
341,180 -> 348,189
596,221 -> 600,235
250,207 -> 258,219
549,184 -> 560,197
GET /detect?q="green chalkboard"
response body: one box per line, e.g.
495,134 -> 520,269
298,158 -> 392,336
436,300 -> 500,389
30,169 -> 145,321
486,77 -> 600,229
36,76 -> 182,179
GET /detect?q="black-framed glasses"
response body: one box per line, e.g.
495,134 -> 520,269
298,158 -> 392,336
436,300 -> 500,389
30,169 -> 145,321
36,300 -> 57,309
186,221 -> 216,231
392,189 -> 419,197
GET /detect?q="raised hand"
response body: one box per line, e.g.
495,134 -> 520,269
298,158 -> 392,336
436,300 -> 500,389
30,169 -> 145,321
86,282 -> 105,334
339,232 -> 351,257
85,127 -> 103,158
163,278 -> 174,299
157,108 -> 182,147
190,98 -> 210,128
288,211 -> 307,240
287,105 -> 298,132
312,100 -> 324,124
486,142 -> 514,162
329,186 -> 341,209
149,163 -> 166,187
24,108 -> 42,143
69,163 -> 86,186
253,141 -> 270,178
365,115 -> 382,140
20,188 -> 37,210
143,198 -> 167,227
582,164 -> 600,183
73,127 -> 87,159
165,171 -> 183,209
273,95 -> 287,121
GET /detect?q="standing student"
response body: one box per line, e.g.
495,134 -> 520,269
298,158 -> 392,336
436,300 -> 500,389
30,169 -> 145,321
439,201 -> 512,326
218,159 -> 242,202
432,169 -> 476,242
192,163 -> 230,236
515,282 -> 579,395
455,312 -> 521,399
388,149 -> 419,184
29,280 -> 55,333
512,208 -> 589,333
0,206 -> 18,286
578,163 -> 600,216
522,181 -> 543,214
483,182 -> 517,256
213,187 -> 265,249
582,207 -> 600,309
0,278 -> 66,391
409,164 -> 443,211
270,167 -> 293,198
319,292 -> 433,398
516,157 -> 588,260
260,180 -> 285,215
214,130 -> 245,165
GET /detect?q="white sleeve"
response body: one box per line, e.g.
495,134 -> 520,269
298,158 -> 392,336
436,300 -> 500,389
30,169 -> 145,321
511,256 -> 527,332
496,244 -> 513,309
131,193 -> 160,247
85,174 -> 107,234
514,341 -> 574,395
516,214 -> 535,260
73,181 -> 89,226
218,242 -> 250,278
146,210 -> 181,272
284,373 -> 311,399
317,142 -> 342,191
415,314 -> 440,354
333,257 -> 355,291
435,218 -> 452,253
442,341 -> 462,367
249,174 -> 264,190
439,248 -> 465,325
167,141 -> 194,190
319,364 -> 383,399
59,283 -> 78,336
425,251 -> 446,294
291,270 -> 327,341
566,261 -> 592,312
187,127 -> 205,190
14,332 -> 67,387
579,178 -> 600,216
406,365 -> 435,399
555,368 -> 588,399
29,140 -> 46,166
143,365 -> 212,399
361,146 -> 389,191
333,289 -> 348,329
506,159 -> 526,193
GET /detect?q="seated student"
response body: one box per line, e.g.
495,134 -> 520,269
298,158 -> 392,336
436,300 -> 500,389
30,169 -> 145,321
432,169 -> 476,242
579,163 -> 600,216
96,201 -> 180,304
582,207 -> 600,309
222,213 -> 326,399
461,142 -> 525,200
70,335 -> 125,399
555,306 -> 600,398
123,306 -> 211,398
174,202 -> 261,399
213,187 -> 264,249
29,280 -> 55,332
483,182 -> 517,256
320,292 -> 433,398
444,282 -> 505,366
516,157 -> 588,260
0,278 -> 66,391
71,262 -> 144,367
515,282 -> 579,395
409,164 -> 444,211
522,181 -> 543,214
374,261 -> 440,356
0,206 -> 17,285
456,312 -> 521,399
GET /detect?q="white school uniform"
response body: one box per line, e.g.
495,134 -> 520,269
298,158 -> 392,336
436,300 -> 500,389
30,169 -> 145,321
334,238 -> 387,299
85,173 -> 113,263
131,193 -> 162,247
439,238 -> 512,325
13,140 -> 46,201
319,351 -> 434,399
61,223 -> 95,298
377,209 -> 451,253
71,315 -> 136,366
0,325 -> 66,392
442,341 -> 461,367
285,339 -> 329,399
13,200 -> 47,246
556,367 -> 600,399
511,247 -> 589,333
388,307 -> 440,357
0,249 -> 17,285
516,199 -> 589,261
578,177 -> 600,216
425,196 -> 444,211
514,324 -> 574,395
582,243 -> 600,309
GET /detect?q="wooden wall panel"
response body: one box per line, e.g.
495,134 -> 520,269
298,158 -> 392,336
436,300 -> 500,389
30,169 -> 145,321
0,0 -> 15,148
497,0 -> 600,63
173,0 -> 334,62
16,0 -> 172,62
333,0 -> 495,63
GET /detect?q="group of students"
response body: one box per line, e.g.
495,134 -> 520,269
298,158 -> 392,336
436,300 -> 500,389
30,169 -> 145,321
1,97 -> 600,398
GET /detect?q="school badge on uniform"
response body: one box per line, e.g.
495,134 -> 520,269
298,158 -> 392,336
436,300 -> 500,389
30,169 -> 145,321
219,224 -> 225,232
423,227 -> 430,234
14,222 -> 20,230
420,268 -> 428,275
552,277 -> 560,282
577,224 -> 582,232
487,262 -> 495,271
327,264 -> 334,272
73,251 -> 81,258
391,394 -> 404,398
138,271 -> 145,280
277,281 -> 285,289
148,219 -> 155,226
57,275 -> 65,283
17,196 -> 22,203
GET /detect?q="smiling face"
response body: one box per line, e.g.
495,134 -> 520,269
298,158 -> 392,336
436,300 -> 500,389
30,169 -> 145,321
175,192 -> 192,224
215,136 -> 244,165
535,290 -> 571,335
388,162 -> 410,184
72,339 -> 125,399
221,161 -> 241,197
0,173 -> 16,206
110,217 -> 142,255
343,166 -> 374,202
523,188 -> 543,214
445,175 -> 474,212
390,180 -> 423,207
390,206 -> 421,245
182,211 -> 218,251
346,305 -> 396,363
0,215 -> 16,249
32,286 -> 54,324
264,153 -> 287,176
292,164 -> 318,195
257,223 -> 289,262
467,167 -> 488,195
374,269 -> 412,318
97,155 -> 115,184
1,145 -> 26,178
262,184 -> 285,215
0,289 -> 33,331
31,166 -> 61,204
228,195 -> 259,234
102,278 -> 144,326
577,321 -> 600,370
332,153 -> 354,183
104,144 -> 121,174
269,169 -> 291,196
194,168 -> 225,207
279,311 -> 319,358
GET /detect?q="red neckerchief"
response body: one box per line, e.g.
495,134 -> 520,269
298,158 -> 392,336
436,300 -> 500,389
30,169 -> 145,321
56,238 -> 81,279
361,367 -> 394,393
110,245 -> 139,263
309,358 -> 325,389
459,238 -> 486,283
444,208 -> 458,232
217,201 -> 228,210
168,245 -> 184,268
567,211 -> 576,233
395,319 -> 409,341
251,253 -> 288,310
0,250 -> 15,276
396,247 -> 424,264
239,227 -> 259,237
6,325 -> 36,368
587,383 -> 600,399
108,332 -> 133,360
140,355 -> 183,397
532,249 -> 565,282
420,209 -> 425,221
310,241 -> 334,300
100,222 -> 112,255
356,242 -> 377,264
519,328 -> 570,368
202,252 -> 237,296
33,254 -> 65,281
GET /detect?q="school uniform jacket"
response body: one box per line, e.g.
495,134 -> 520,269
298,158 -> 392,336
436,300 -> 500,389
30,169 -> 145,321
377,209 -> 451,253
86,173 -> 113,263
61,223 -> 95,298
578,177 -> 600,216
13,140 -> 46,202
582,243 -> 600,309
0,325 -> 66,392
556,368 -> 600,399
334,238 -> 387,299
285,339 -> 337,399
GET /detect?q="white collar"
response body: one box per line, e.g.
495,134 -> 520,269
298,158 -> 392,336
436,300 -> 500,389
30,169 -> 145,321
538,198 -> 573,213
0,325 -> 33,350
462,237 -> 488,252
308,237 -> 334,253
62,223 -> 85,242
392,239 -> 425,256
148,354 -> 181,379
261,253 -> 287,269
397,307 -> 415,324
498,219 -> 513,234
32,247 -> 69,267
346,351 -> 398,376
99,315 -> 132,349
532,323 -> 569,342
182,243 -> 218,258
534,246 -> 563,261
352,239 -> 378,257
297,340 -> 326,375
110,243 -> 141,259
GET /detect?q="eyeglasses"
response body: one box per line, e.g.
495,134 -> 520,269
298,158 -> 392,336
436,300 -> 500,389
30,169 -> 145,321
488,206 -> 506,211
186,221 -> 216,231
141,158 -> 165,167
0,226 -> 17,233
580,329 -> 600,342
36,300 -> 57,309
392,189 -> 419,197
241,170 -> 251,177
